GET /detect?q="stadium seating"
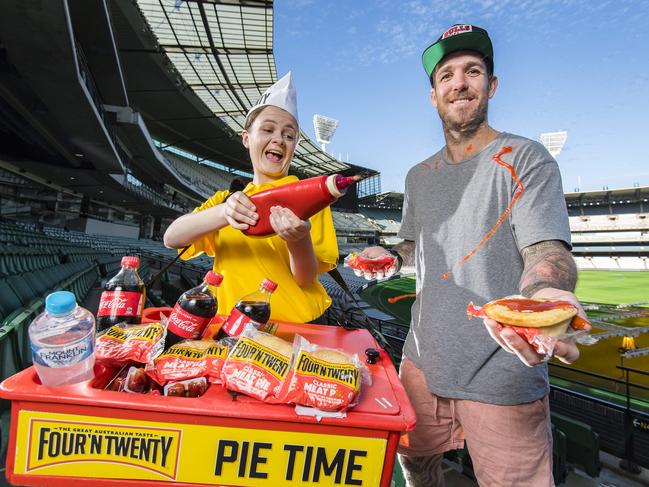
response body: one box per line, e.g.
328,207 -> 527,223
579,256 -> 648,270
569,214 -> 649,232
617,257 -> 648,270
0,219 -> 170,466
43,226 -> 212,273
572,230 -> 648,244
551,412 -> 602,478
163,149 -> 241,197
0,221 -> 122,384
552,424 -> 569,485
1,262 -> 101,363
391,462 -> 406,487
332,210 -> 380,234
360,207 -> 402,222
573,256 -> 596,269
319,265 -> 368,304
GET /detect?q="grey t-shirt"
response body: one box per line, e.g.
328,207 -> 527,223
398,132 -> 571,405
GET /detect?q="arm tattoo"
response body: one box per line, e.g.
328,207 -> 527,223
519,240 -> 577,297
393,240 -> 415,273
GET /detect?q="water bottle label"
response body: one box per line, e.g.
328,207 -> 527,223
31,338 -> 94,368
221,308 -> 263,337
167,304 -> 211,339
97,291 -> 142,317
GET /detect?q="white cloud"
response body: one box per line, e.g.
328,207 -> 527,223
339,0 -> 625,67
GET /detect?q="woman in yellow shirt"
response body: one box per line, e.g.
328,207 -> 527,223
163,73 -> 338,323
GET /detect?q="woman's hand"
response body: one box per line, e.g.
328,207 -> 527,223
269,206 -> 311,242
223,191 -> 258,230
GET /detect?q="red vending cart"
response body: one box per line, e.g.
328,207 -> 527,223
1,322 -> 415,487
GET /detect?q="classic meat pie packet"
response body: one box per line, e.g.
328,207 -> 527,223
222,324 -> 293,403
281,335 -> 365,411
96,321 -> 165,366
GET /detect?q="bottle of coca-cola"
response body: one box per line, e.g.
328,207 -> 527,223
165,271 -> 223,349
96,256 -> 146,332
219,278 -> 278,338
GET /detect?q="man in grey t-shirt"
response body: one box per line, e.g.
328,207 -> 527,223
357,25 -> 590,486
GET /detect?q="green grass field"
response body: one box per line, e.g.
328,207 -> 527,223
362,270 -> 649,317
576,270 -> 649,305
360,270 -> 649,404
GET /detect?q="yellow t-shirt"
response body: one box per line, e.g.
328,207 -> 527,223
181,176 -> 338,323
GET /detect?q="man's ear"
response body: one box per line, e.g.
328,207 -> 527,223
488,75 -> 498,99
242,130 -> 249,148
430,87 -> 438,108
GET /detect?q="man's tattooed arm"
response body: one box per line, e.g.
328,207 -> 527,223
392,240 -> 416,274
519,240 -> 577,297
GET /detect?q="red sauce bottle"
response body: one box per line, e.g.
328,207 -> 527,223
243,174 -> 358,237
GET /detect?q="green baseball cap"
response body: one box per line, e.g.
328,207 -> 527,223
422,24 -> 493,78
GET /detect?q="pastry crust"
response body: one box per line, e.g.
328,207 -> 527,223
254,334 -> 293,357
484,298 -> 577,328
312,348 -> 352,364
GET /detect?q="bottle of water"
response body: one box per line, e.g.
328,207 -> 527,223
29,291 -> 96,386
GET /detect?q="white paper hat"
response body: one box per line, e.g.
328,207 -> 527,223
244,72 -> 299,129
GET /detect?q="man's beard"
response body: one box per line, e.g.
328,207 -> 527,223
439,92 -> 488,140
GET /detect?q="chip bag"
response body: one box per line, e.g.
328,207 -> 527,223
281,336 -> 365,411
222,324 -> 293,403
145,340 -> 199,384
96,322 -> 165,366
204,341 -> 229,384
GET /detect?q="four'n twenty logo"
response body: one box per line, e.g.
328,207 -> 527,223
31,421 -> 181,479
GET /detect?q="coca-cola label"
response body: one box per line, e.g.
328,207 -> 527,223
167,304 -> 211,339
97,291 -> 143,318
221,308 -> 263,337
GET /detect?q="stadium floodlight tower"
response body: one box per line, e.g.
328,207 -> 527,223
540,131 -> 568,158
313,114 -> 339,153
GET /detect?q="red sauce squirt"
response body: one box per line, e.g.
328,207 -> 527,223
387,293 -> 416,304
492,298 -> 575,312
440,146 -> 524,279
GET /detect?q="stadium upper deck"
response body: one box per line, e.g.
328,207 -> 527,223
0,0 -> 378,236
565,185 -> 649,216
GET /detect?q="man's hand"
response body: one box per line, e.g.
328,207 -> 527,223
223,191 -> 258,230
483,287 -> 591,367
353,246 -> 399,280
269,206 -> 311,242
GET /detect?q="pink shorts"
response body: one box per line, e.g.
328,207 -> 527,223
398,358 -> 554,487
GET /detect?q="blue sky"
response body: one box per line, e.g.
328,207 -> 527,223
275,0 -> 649,193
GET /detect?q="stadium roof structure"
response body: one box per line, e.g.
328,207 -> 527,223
565,185 -> 649,202
0,0 -> 377,222
359,191 -> 404,210
131,0 -> 366,178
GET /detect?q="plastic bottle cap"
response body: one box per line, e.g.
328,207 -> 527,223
121,256 -> 140,268
205,271 -> 223,286
45,291 -> 77,315
261,278 -> 278,292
